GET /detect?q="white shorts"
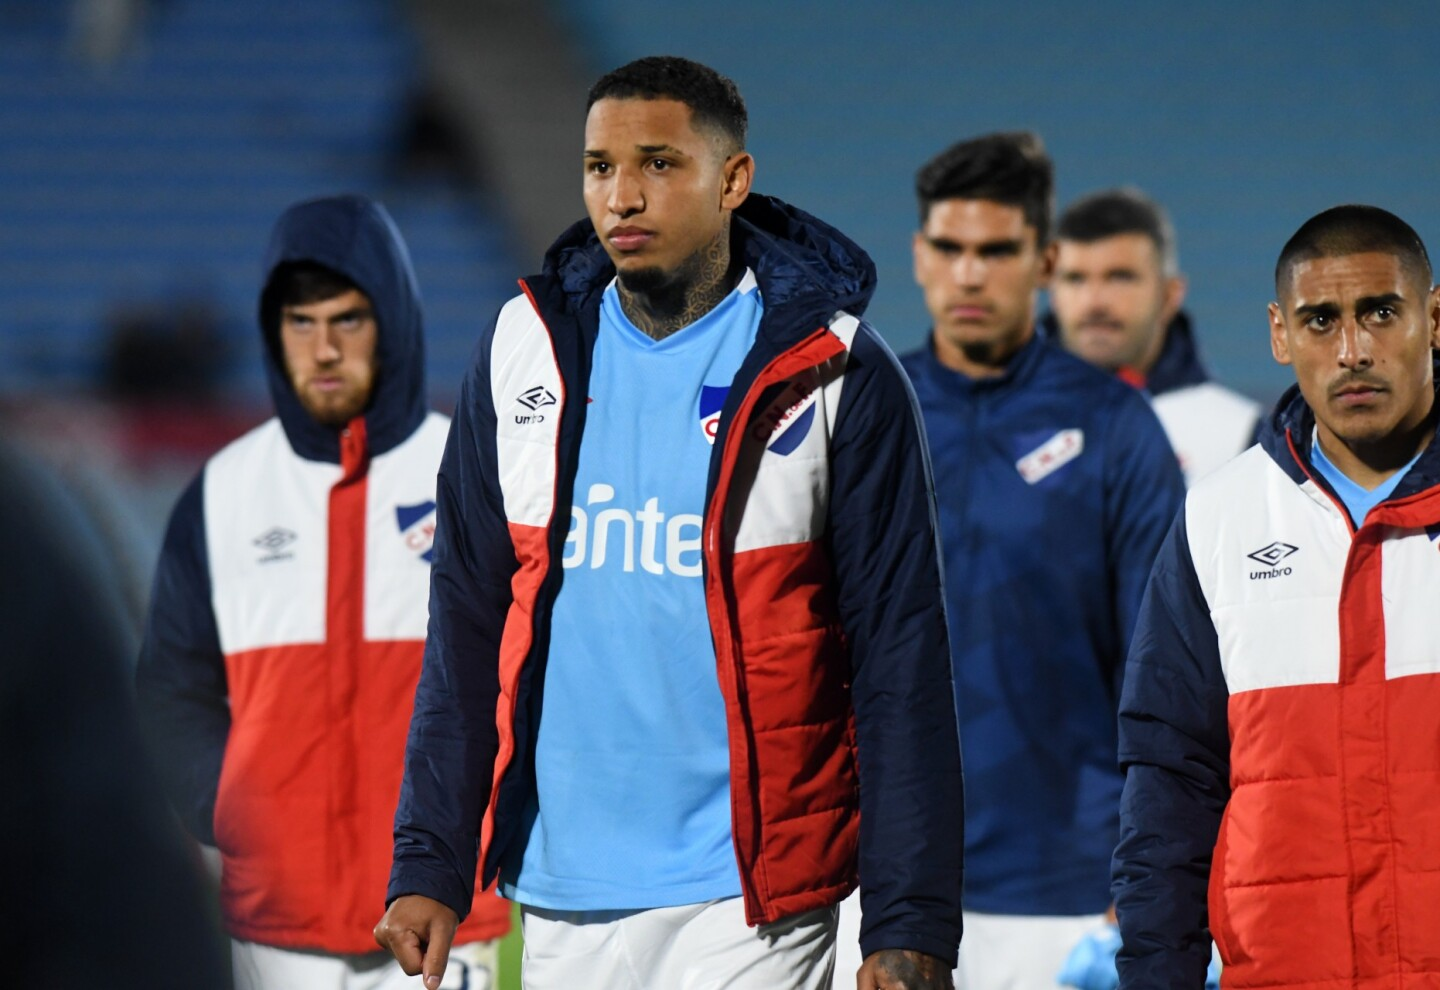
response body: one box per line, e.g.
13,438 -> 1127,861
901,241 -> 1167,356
956,910 -> 1106,990
519,896 -> 835,990
834,892 -> 1101,990
231,937 -> 499,990
832,889 -> 866,989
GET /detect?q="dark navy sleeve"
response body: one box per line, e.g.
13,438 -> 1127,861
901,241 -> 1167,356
828,324 -> 964,966
3,442 -> 230,986
1112,507 -> 1231,990
1102,390 -> 1186,699
134,472 -> 230,846
389,335 -> 515,920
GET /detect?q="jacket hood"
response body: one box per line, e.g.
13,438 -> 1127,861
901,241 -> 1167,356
539,192 -> 877,337
258,194 -> 427,462
1260,353 -> 1440,500
1145,311 -> 1210,394
1037,309 -> 1210,395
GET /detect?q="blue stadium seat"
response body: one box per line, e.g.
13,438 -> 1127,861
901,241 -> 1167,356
0,0 -> 518,399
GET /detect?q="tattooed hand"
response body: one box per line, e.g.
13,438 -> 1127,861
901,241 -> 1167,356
856,949 -> 954,990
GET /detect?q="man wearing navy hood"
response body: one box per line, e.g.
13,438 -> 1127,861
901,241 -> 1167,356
136,195 -> 509,988
374,56 -> 962,990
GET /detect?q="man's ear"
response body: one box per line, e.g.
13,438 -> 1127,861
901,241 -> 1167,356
1427,283 -> 1440,351
1037,240 -> 1058,288
1269,301 -> 1292,366
1162,274 -> 1188,325
720,152 -> 754,211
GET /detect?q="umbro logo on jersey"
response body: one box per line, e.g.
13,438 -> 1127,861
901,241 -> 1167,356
396,501 -> 437,563
1016,430 -> 1084,484
515,385 -> 557,424
1427,523 -> 1440,549
1248,541 -> 1298,579
253,526 -> 297,563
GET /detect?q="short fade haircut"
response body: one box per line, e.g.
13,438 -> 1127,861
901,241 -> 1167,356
587,55 -> 747,154
915,131 -> 1053,244
1275,204 -> 1433,298
1058,187 -> 1179,277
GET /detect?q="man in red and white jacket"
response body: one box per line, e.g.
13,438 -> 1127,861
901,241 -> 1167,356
136,195 -> 509,988
1113,204 -> 1440,989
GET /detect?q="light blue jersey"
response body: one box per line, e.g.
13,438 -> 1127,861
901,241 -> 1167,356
501,271 -> 762,909
1311,428 -> 1421,527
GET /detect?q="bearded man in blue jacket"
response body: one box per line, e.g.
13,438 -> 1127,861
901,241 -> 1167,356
889,132 -> 1183,990
374,56 -> 963,990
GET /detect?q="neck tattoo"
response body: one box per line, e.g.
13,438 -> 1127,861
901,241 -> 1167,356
618,226 -> 737,341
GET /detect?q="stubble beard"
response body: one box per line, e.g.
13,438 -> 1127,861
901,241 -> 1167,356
293,373 -> 373,429
615,221 -> 735,341
300,390 -> 360,427
945,313 -> 1030,371
616,264 -> 672,296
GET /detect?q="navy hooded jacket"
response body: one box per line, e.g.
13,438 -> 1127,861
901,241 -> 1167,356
389,194 -> 966,963
135,196 -> 511,952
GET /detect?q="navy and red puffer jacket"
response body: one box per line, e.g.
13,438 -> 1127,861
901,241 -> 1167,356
389,194 -> 965,964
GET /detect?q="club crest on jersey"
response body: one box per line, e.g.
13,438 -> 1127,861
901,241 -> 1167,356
1016,429 -> 1084,484
699,385 -> 728,445
750,376 -> 819,457
396,501 -> 437,563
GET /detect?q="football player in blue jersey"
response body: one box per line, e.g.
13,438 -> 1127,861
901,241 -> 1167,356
376,56 -> 963,990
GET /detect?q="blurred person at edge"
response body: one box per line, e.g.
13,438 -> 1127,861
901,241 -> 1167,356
1114,205 -> 1440,989
0,434 -> 230,989
835,132 -> 1184,990
135,195 -> 510,989
1044,187 -> 1262,486
375,56 -> 963,990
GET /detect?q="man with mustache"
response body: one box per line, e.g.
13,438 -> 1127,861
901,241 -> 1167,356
862,132 -> 1184,990
374,57 -> 962,990
1046,188 -> 1262,486
136,195 -> 510,988
1113,205 -> 1440,988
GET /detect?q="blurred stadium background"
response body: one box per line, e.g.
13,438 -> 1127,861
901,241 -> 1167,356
4,0 -> 1436,982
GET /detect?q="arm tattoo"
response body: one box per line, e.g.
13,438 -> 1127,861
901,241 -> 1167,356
873,949 -> 953,990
